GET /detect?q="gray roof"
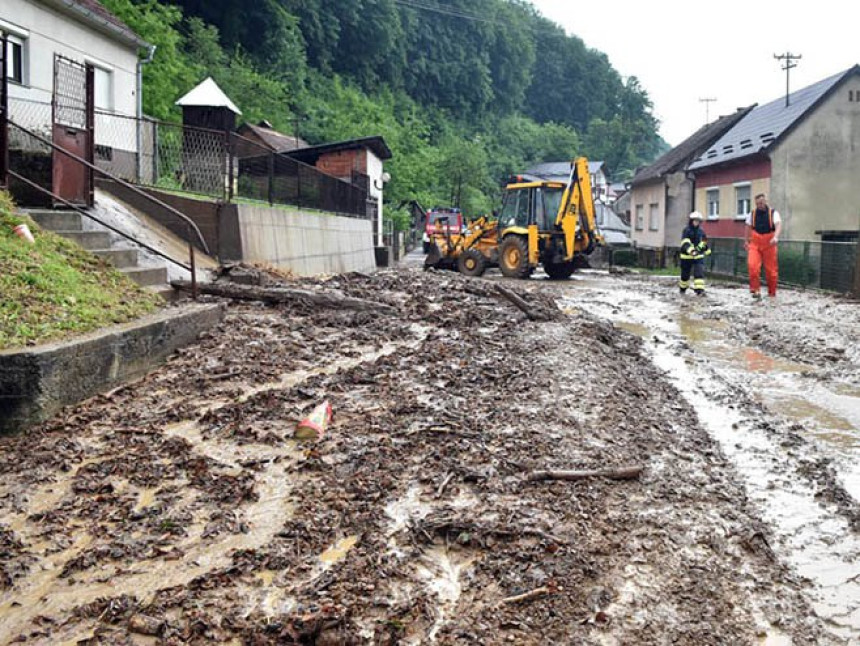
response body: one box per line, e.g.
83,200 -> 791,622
525,160 -> 606,181
689,66 -> 859,170
632,107 -> 754,185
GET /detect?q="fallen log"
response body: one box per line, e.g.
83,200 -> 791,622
171,280 -> 397,314
494,284 -> 557,321
528,466 -> 643,482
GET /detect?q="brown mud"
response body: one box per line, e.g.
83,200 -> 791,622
0,267 -> 848,644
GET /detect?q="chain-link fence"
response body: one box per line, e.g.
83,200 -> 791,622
704,237 -> 858,294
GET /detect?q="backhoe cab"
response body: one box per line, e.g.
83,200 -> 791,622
497,157 -> 600,280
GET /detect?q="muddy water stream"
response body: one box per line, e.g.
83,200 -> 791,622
0,334 -> 428,644
559,277 -> 860,641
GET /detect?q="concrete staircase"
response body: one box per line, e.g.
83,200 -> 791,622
25,209 -> 169,289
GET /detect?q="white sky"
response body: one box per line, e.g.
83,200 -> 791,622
529,0 -> 859,147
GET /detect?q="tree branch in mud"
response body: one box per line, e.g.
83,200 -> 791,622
501,585 -> 557,604
493,284 -> 559,322
528,466 -> 644,482
170,280 -> 397,314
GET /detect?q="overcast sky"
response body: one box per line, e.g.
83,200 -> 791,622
529,0 -> 859,147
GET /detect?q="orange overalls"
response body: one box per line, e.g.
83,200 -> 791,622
747,208 -> 778,297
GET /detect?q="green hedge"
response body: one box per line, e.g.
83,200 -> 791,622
611,248 -> 638,267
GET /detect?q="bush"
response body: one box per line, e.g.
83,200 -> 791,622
778,249 -> 817,286
611,248 -> 638,267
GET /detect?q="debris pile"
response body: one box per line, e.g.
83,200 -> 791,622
0,269 -> 824,643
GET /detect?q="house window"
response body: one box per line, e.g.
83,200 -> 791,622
93,66 -> 113,111
648,203 -> 659,231
635,204 -> 644,231
706,189 -> 720,217
735,185 -> 751,216
5,35 -> 24,84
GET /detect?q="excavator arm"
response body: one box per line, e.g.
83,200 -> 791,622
556,157 -> 599,262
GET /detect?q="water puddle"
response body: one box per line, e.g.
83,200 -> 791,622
560,287 -> 860,641
415,545 -> 474,642
319,535 -> 359,566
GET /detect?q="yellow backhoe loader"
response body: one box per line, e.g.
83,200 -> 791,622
424,157 -> 600,279
496,157 -> 601,280
424,214 -> 499,276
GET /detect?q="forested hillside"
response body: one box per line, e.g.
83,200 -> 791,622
103,0 -> 666,222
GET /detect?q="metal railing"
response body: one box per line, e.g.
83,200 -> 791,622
7,119 -> 209,298
234,132 -> 369,217
7,97 -> 372,217
692,237 -> 858,294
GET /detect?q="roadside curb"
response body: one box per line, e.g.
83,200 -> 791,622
0,302 -> 226,434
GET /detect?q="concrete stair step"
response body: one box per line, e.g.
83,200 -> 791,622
145,285 -> 183,303
25,210 -> 83,232
56,230 -> 112,250
121,266 -> 169,287
91,248 -> 139,269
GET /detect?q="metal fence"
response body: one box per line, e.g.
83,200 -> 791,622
699,237 -> 858,294
7,96 -> 370,217
234,133 -> 368,217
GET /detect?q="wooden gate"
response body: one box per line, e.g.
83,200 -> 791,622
52,55 -> 94,206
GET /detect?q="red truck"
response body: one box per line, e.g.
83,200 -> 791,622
422,207 -> 464,253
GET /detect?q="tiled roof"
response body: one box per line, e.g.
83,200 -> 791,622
632,107 -> 754,185
54,0 -> 148,47
688,66 -> 859,170
525,161 -> 606,181
240,123 -> 307,152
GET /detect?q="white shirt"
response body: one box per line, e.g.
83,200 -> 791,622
744,209 -> 781,226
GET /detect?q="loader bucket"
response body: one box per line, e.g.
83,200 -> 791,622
424,244 -> 456,271
424,243 -> 444,269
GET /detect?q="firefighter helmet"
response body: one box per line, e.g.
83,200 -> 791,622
688,211 -> 703,222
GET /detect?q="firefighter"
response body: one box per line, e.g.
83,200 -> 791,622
679,211 -> 711,295
744,193 -> 782,299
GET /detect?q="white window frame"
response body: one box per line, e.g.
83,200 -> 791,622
648,202 -> 659,231
90,63 -> 114,112
635,204 -> 644,231
734,182 -> 751,219
706,188 -> 720,219
5,34 -> 26,85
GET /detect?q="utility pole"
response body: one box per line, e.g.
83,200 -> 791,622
774,52 -> 802,107
699,97 -> 717,124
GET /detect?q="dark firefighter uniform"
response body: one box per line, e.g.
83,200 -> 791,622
679,222 -> 711,295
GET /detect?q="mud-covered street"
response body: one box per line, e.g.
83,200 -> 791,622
1,264 -> 858,645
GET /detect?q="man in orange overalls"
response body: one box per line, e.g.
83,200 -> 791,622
744,193 -> 782,300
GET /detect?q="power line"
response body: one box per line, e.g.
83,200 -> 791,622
774,52 -> 801,107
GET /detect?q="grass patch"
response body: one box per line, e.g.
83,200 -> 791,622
0,191 -> 162,350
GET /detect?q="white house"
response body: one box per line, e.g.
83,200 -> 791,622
2,0 -> 149,162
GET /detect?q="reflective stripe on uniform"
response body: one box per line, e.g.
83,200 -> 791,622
693,279 -> 705,289
679,279 -> 690,288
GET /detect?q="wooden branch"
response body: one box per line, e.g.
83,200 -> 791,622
494,284 -> 541,320
171,280 -> 397,314
528,466 -> 643,482
435,472 -> 455,499
501,586 -> 552,605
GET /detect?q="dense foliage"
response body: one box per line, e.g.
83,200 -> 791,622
103,0 -> 666,222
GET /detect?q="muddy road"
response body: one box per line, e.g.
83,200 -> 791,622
0,265 -> 858,645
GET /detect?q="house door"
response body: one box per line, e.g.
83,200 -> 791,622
52,55 -> 94,206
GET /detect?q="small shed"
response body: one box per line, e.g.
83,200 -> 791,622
175,78 -> 241,195
176,77 -> 242,132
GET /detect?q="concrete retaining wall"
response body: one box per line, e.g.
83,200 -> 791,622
0,303 -> 225,434
236,204 -> 376,275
